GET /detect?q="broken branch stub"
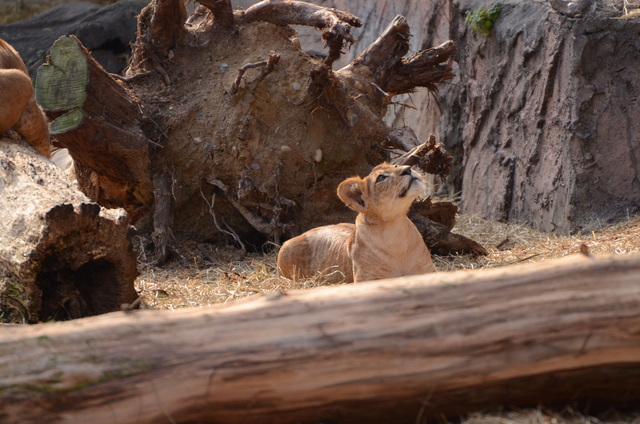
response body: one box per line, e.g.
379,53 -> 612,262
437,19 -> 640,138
385,40 -> 456,93
391,134 -> 453,177
126,0 -> 187,78
36,36 -> 156,220
351,15 -> 410,87
350,15 -> 455,94
239,0 -> 362,67
198,0 -> 233,29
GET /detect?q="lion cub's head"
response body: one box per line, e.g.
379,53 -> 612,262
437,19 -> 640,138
337,163 -> 425,222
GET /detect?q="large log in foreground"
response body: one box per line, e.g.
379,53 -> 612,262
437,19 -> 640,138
2,254 -> 640,422
0,141 -> 138,323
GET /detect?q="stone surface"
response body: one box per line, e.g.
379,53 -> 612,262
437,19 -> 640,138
445,0 -> 640,233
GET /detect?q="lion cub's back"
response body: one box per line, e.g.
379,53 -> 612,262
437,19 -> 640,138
277,223 -> 354,284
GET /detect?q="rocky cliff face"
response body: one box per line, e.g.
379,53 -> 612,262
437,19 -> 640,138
448,0 -> 640,233
301,0 -> 640,234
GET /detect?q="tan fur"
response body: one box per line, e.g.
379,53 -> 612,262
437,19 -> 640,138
0,38 -> 50,157
278,163 -> 436,283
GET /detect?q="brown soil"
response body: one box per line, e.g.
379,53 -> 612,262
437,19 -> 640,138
129,15 -> 388,243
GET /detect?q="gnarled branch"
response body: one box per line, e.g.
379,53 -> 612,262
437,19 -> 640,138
385,40 -> 456,94
350,15 -> 455,94
229,53 -> 280,95
239,0 -> 362,67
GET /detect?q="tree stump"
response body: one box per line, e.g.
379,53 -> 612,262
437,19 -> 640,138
0,140 -> 137,323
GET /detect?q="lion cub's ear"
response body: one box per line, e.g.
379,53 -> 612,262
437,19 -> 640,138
337,177 -> 366,213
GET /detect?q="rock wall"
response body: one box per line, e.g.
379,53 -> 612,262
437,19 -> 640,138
448,0 -> 640,233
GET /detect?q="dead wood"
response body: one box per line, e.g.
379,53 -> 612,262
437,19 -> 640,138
34,35 -> 181,257
384,40 -> 456,94
0,142 -> 137,323
412,199 -> 458,231
386,126 -> 421,152
350,15 -> 455,94
239,0 -> 362,67
351,15 -> 410,88
131,0 -> 186,64
2,254 -> 640,422
229,53 -> 280,94
409,198 -> 488,256
151,170 -> 175,264
35,35 -> 156,220
30,3 -> 468,254
198,0 -> 233,29
391,133 -> 453,177
412,212 -> 489,256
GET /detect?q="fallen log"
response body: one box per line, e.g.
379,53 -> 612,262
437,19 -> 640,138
2,254 -> 640,423
0,141 -> 137,323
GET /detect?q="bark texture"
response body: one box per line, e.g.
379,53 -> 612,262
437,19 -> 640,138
35,35 -> 157,223
1,254 -> 639,423
0,141 -> 137,323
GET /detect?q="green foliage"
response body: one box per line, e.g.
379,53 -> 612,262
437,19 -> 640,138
465,5 -> 502,37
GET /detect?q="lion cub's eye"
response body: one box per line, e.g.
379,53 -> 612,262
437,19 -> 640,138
376,174 -> 387,183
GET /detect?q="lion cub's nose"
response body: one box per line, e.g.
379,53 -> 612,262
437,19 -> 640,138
400,166 -> 412,176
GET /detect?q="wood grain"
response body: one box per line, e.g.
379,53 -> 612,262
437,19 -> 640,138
2,254 -> 640,422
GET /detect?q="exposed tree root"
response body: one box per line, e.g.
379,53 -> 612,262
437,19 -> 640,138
239,0 -> 362,67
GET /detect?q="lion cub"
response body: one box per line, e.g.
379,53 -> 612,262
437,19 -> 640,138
278,163 -> 436,283
0,38 -> 50,157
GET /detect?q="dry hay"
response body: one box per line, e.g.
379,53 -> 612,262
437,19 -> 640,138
462,406 -> 640,424
136,213 -> 640,311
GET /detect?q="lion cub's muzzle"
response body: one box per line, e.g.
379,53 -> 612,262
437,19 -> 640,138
398,166 -> 423,198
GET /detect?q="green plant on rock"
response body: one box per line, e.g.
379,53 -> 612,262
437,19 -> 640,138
465,5 -> 501,37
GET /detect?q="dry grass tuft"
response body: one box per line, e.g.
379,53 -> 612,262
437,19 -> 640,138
136,213 -> 640,310
135,239 -> 349,311
435,213 -> 640,272
462,406 -> 640,424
